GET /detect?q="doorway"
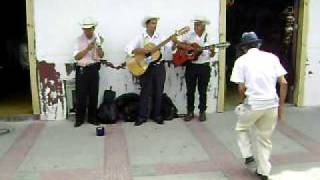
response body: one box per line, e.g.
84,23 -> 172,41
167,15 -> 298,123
0,0 -> 32,116
225,0 -> 298,110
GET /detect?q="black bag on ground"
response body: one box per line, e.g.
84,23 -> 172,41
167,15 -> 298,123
103,89 -> 116,104
115,93 -> 140,122
161,93 -> 178,120
113,92 -> 179,122
97,89 -> 118,124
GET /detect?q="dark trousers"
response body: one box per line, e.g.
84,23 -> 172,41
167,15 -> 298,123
75,63 -> 100,123
185,63 -> 211,113
139,62 -> 166,120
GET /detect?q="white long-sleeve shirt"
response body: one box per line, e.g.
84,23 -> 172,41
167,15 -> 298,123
73,33 -> 102,67
179,31 -> 214,64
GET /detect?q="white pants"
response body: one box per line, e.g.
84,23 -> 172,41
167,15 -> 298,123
235,107 -> 277,176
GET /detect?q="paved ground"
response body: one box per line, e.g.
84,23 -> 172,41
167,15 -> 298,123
0,105 -> 320,180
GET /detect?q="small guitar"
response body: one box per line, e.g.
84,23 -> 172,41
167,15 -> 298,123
126,26 -> 190,76
173,42 -> 230,66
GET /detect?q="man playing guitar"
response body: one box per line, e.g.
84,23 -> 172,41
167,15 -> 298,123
125,15 -> 175,126
172,16 -> 216,122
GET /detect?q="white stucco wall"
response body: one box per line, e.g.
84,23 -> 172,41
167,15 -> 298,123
304,0 -> 320,106
33,0 -> 221,119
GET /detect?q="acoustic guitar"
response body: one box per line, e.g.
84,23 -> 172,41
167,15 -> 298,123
173,42 -> 230,66
126,26 -> 190,76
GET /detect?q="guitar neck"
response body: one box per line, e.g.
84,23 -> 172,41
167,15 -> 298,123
201,46 -> 213,51
151,36 -> 172,53
201,42 -> 230,50
149,26 -> 190,53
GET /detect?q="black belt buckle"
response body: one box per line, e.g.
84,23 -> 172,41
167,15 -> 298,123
203,62 -> 210,66
86,63 -> 94,67
79,67 -> 84,74
88,62 -> 100,69
152,61 -> 163,66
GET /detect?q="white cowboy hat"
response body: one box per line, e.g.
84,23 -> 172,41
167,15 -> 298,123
141,15 -> 160,27
80,17 -> 98,29
192,16 -> 210,25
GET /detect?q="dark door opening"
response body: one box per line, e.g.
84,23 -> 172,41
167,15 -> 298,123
0,0 -> 32,116
225,0 -> 297,110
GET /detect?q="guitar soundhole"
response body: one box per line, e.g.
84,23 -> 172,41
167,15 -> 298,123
145,52 -> 151,57
187,50 -> 194,56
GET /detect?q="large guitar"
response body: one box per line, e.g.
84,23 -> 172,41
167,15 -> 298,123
126,26 -> 190,76
173,42 -> 230,66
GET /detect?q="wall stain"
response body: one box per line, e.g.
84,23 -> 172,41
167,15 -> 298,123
38,61 -> 64,119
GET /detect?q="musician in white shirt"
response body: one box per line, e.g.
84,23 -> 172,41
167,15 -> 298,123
73,17 -> 104,127
172,16 -> 216,122
125,15 -> 173,126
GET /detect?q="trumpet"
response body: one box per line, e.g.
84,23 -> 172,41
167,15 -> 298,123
95,33 -> 104,47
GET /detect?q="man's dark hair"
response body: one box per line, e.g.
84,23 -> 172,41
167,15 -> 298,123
236,42 -> 262,57
145,19 -> 151,25
242,42 -> 261,50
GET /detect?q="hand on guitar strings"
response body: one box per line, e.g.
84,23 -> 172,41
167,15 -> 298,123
209,47 -> 216,57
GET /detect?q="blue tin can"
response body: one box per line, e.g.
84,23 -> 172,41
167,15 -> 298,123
96,126 -> 105,136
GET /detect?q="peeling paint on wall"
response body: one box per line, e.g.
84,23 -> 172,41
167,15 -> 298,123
40,58 -> 218,120
33,0 -> 220,118
38,61 -> 66,120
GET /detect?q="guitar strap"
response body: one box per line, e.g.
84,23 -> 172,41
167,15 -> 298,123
143,33 -> 148,46
203,33 -> 208,46
204,33 -> 208,44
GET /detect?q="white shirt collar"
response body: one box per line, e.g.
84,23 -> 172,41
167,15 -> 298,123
143,31 -> 159,39
190,31 -> 207,39
247,48 -> 259,53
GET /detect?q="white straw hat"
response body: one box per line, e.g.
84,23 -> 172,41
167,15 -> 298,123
80,17 -> 97,29
141,15 -> 159,27
192,16 -> 210,25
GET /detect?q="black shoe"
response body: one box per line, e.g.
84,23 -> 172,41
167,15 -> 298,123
88,120 -> 100,126
74,121 -> 84,127
184,112 -> 194,121
255,170 -> 269,180
245,156 -> 255,165
134,118 -> 147,126
244,156 -> 256,171
154,117 -> 164,125
199,112 -> 207,122
88,117 -> 100,126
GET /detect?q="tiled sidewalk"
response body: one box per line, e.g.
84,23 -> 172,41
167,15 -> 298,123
0,106 -> 320,180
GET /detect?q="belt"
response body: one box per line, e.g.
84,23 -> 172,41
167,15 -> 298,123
86,62 -> 99,67
77,62 -> 99,68
76,63 -> 100,74
151,61 -> 164,66
190,62 -> 210,66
